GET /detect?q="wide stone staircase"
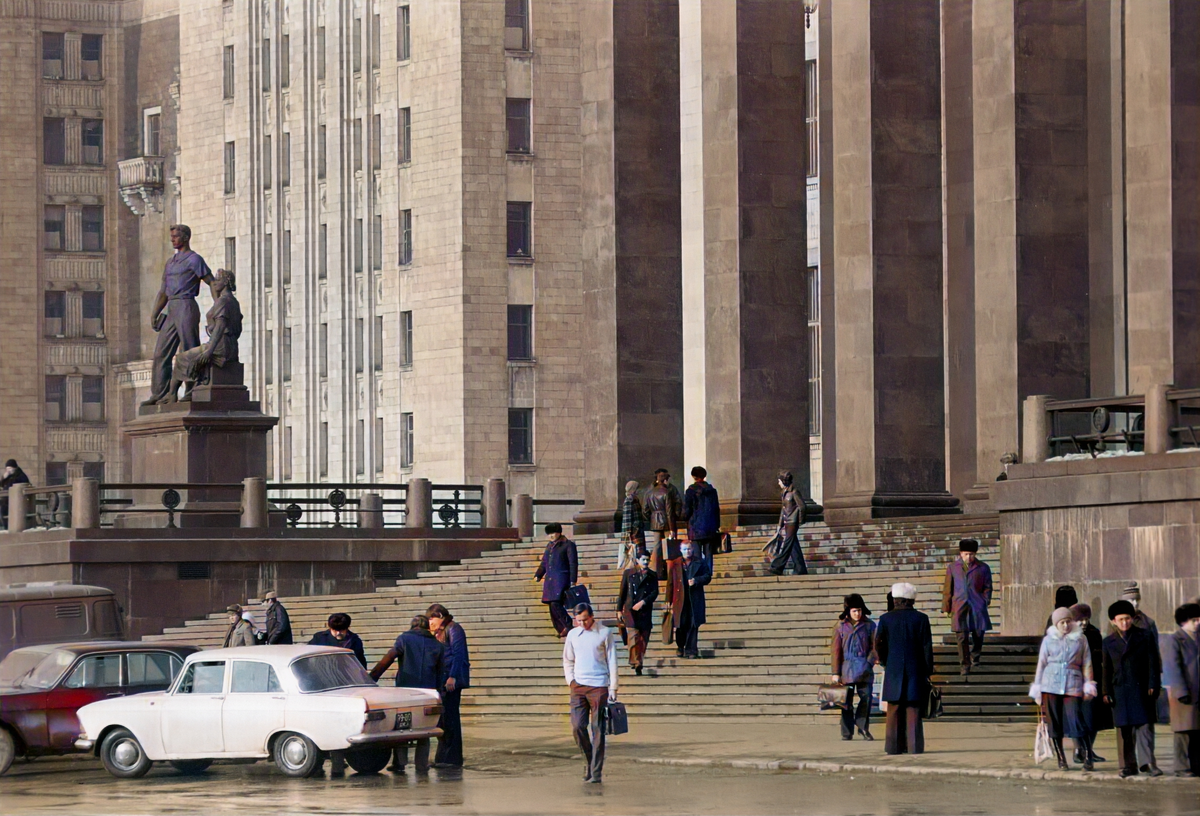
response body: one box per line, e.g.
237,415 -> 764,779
146,514 -> 1037,721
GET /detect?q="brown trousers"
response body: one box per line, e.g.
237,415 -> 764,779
627,628 -> 649,669
884,701 -> 924,755
570,683 -> 608,780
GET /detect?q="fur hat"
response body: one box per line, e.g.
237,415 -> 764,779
1119,582 -> 1141,602
1108,599 -> 1136,620
891,582 -> 918,601
1053,585 -> 1079,609
1175,603 -> 1200,627
839,593 -> 872,620
1051,607 -> 1074,626
1070,602 -> 1092,621
958,538 -> 979,553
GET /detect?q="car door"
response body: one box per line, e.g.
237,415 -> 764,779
124,651 -> 184,696
221,660 -> 287,755
160,660 -> 227,756
47,653 -> 122,751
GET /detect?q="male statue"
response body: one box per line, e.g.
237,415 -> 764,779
142,224 -> 214,406
162,269 -> 242,402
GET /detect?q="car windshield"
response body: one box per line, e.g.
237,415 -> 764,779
0,648 -> 75,689
291,653 -> 376,693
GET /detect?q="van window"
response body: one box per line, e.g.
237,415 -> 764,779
63,654 -> 122,689
19,601 -> 88,642
127,652 -> 182,686
176,661 -> 226,694
92,599 -> 122,638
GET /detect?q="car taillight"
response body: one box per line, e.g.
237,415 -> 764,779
424,705 -> 443,716
366,710 -> 387,722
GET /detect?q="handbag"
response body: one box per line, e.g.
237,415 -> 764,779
605,701 -> 629,735
1034,708 -> 1053,764
818,682 -> 851,711
563,584 -> 591,610
720,532 -> 733,554
661,608 -> 674,645
923,683 -> 945,719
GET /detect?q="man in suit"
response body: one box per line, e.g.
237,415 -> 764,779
1103,599 -> 1163,777
618,552 -> 659,675
941,538 -> 992,675
534,523 -> 578,637
670,542 -> 711,659
875,581 -> 934,755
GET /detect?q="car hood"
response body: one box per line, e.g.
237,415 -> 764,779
0,686 -> 46,703
79,690 -> 166,714
317,686 -> 440,708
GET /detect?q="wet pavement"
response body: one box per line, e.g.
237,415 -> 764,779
4,747 -> 1199,816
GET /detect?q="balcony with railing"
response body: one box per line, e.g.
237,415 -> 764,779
117,156 -> 165,216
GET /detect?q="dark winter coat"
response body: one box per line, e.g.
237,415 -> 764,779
1102,626 -> 1162,728
618,566 -> 659,632
831,618 -> 877,685
941,559 -> 992,633
1080,622 -> 1113,732
309,630 -> 367,667
683,482 -> 721,539
438,621 -> 471,690
668,556 -> 711,627
874,606 -> 933,703
393,628 -> 447,690
265,601 -> 293,645
534,537 -> 578,604
1166,629 -> 1200,732
0,466 -> 31,490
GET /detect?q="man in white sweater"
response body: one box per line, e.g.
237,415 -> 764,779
563,602 -> 619,783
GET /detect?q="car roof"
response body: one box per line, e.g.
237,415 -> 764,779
8,641 -> 199,657
184,645 -> 347,664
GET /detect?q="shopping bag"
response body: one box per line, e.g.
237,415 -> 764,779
661,608 -> 674,645
1033,717 -> 1053,764
605,701 -> 629,735
563,584 -> 591,609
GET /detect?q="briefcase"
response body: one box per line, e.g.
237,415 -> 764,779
563,584 -> 591,610
605,701 -> 629,735
817,682 -> 851,711
923,684 -> 945,719
720,532 -> 733,554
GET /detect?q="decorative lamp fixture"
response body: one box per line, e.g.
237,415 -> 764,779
803,0 -> 817,29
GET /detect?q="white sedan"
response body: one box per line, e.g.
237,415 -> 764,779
74,645 -> 442,778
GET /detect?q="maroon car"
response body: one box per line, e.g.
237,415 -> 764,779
0,641 -> 198,774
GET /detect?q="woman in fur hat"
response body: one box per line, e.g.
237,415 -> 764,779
830,593 -> 877,740
1031,607 -> 1098,770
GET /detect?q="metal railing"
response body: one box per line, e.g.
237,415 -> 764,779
265,483 -> 409,528
1033,386 -> 1200,461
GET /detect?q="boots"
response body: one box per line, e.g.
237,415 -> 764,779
1076,736 -> 1094,772
1051,737 -> 1070,770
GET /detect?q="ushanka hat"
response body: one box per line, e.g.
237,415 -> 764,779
958,538 -> 980,553
1175,603 -> 1200,626
839,593 -> 872,619
1108,600 -> 1136,620
891,582 -> 918,601
1070,603 -> 1092,621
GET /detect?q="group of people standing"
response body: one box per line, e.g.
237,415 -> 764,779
221,591 -> 294,648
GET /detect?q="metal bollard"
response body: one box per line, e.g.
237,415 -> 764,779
406,478 -> 432,528
513,494 -> 534,539
72,478 -> 100,529
358,493 -> 384,528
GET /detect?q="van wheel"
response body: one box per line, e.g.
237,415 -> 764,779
100,728 -> 153,778
345,747 -> 390,775
273,732 -> 325,778
169,759 -> 213,774
0,728 -> 16,776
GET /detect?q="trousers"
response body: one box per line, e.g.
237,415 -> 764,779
627,628 -> 650,669
1116,724 -> 1156,772
149,298 -> 201,401
884,701 -> 924,755
392,738 -> 430,771
1175,730 -> 1199,775
435,689 -> 463,766
691,534 -> 719,572
570,683 -> 608,780
955,630 -> 984,667
547,600 -> 571,636
770,525 -> 807,575
841,681 -> 873,739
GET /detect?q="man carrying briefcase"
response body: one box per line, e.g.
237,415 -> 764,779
563,603 -> 619,784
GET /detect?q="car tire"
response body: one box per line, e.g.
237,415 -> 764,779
169,759 -> 213,775
273,732 -> 325,778
345,747 -> 390,775
100,728 -> 153,779
0,728 -> 16,776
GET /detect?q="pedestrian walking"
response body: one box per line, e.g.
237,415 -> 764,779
0,459 -> 31,527
1166,602 -> 1200,777
1103,600 -> 1163,777
427,603 -> 470,768
874,582 -> 933,755
261,591 -> 293,644
369,615 -> 447,773
618,481 -> 647,570
830,593 -> 877,741
683,466 -> 721,572
768,471 -> 808,576
643,469 -> 682,578
1070,603 -> 1111,766
669,541 -> 711,659
222,605 -> 257,647
617,552 -> 659,676
1047,585 -> 1079,628
308,613 -> 367,667
1030,607 -> 1098,770
941,538 -> 992,675
562,603 -> 618,784
534,523 -> 578,638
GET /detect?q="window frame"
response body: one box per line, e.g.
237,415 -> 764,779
508,408 -> 534,465
80,34 -> 103,80
81,375 -> 105,421
506,201 -> 532,259
44,205 -> 66,251
400,412 -> 414,468
43,117 -> 66,166
81,119 -> 103,166
42,33 -> 65,79
143,107 -> 163,156
398,107 -> 412,165
223,46 -> 235,100
399,310 -> 413,368
506,98 -> 532,154
507,304 -> 533,361
397,5 -> 411,61
81,206 -> 104,252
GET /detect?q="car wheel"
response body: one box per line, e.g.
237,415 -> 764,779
344,747 -> 390,775
0,728 -> 16,776
273,732 -> 325,778
169,759 -> 213,775
100,728 -> 153,779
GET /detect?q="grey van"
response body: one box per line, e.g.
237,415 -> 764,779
0,584 -> 123,660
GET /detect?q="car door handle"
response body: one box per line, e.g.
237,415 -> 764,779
106,692 -> 122,698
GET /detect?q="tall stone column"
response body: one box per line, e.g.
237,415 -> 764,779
576,0 -> 682,534
972,0 -> 1091,497
1125,0 -> 1200,392
680,0 -> 808,526
824,0 -> 954,522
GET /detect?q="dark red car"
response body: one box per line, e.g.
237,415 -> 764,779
0,641 -> 198,774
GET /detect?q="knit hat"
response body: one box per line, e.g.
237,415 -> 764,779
1175,602 -> 1200,626
1053,585 -> 1079,609
625,480 -> 639,495
1108,600 -> 1136,620
1119,583 -> 1141,602
1070,602 -> 1092,621
891,582 -> 917,601
958,538 -> 979,553
4,459 -> 16,469
1051,607 -> 1073,626
839,593 -> 872,620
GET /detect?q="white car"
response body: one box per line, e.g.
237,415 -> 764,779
74,645 -> 442,778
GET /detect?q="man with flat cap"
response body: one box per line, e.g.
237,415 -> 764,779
941,538 -> 992,675
142,224 -> 214,406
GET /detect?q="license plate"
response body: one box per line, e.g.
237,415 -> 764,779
394,711 -> 412,731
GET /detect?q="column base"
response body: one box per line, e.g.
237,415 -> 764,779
572,508 -> 621,536
823,491 -> 961,525
961,483 -> 995,514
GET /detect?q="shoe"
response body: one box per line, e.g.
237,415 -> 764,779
583,772 -> 592,782
685,652 -> 700,659
858,728 -> 874,741
1144,765 -> 1163,778
634,666 -> 643,676
1073,746 -> 1084,764
1175,771 -> 1198,778
676,649 -> 685,658
1090,752 -> 1106,763
959,666 -> 970,676
588,777 -> 602,784
1051,738 -> 1069,771
389,764 -> 406,773
767,569 -> 784,576
1119,768 -> 1138,778
842,735 -> 853,741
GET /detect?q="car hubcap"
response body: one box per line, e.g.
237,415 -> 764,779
282,737 -> 308,769
113,739 -> 141,769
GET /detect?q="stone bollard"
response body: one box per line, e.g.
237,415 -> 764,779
406,478 -> 432,528
72,478 -> 100,529
513,494 -> 534,539
1022,395 -> 1051,464
484,478 -> 507,528
7,483 -> 27,533
1144,383 -> 1173,455
241,477 -> 268,528
358,493 -> 384,528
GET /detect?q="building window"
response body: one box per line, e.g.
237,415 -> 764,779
44,291 -> 65,336
400,413 -> 414,468
807,266 -> 821,435
319,422 -> 328,477
261,38 -> 271,91
44,205 -> 65,250
280,35 -> 290,89
265,329 -> 273,384
43,118 -> 65,165
282,327 -> 291,382
318,224 -> 328,279
223,46 -> 235,99
45,462 -> 68,486
505,0 -> 529,51
319,323 -> 328,378
83,462 -> 104,481
82,291 -> 104,337
281,133 -> 290,187
507,305 -> 532,360
283,426 -> 293,481
354,219 -> 363,272
373,315 -> 383,371
318,125 -> 327,178
508,408 -> 533,464
506,202 -> 532,258
43,33 -> 64,79
399,310 -> 413,367
353,18 -> 362,73
282,231 -> 291,285
264,240 -> 273,289
374,417 -> 384,473
355,317 -> 364,373
80,34 -> 102,79
317,27 -> 326,80
372,216 -> 382,270
399,108 -> 411,164
144,108 -> 162,156
506,99 -> 531,153
806,60 -> 818,179
82,376 -> 104,421
263,135 -> 272,189
224,141 -> 236,194
371,14 -> 381,70
355,419 -> 365,475
353,119 -> 363,172
371,114 -> 381,171
399,209 -> 412,265
225,236 -> 236,272
81,207 -> 103,252
45,376 -> 66,422
398,5 -> 411,61
81,119 -> 103,165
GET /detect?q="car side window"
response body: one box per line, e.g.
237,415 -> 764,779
175,661 -> 227,694
230,661 -> 282,693
126,652 -> 182,686
63,654 -> 122,689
